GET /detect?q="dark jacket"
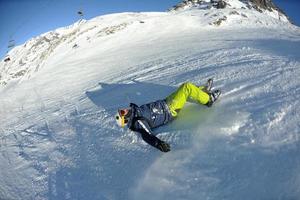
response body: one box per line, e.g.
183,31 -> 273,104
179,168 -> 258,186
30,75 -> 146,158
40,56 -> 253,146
127,100 -> 174,152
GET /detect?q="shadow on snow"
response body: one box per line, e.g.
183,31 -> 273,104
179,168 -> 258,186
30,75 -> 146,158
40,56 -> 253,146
85,80 -> 176,111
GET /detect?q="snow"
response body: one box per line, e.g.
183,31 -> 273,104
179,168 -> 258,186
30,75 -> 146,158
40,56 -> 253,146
1,5 -> 300,200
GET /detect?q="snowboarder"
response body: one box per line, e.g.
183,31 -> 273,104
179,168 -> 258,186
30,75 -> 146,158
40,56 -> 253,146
115,79 -> 221,152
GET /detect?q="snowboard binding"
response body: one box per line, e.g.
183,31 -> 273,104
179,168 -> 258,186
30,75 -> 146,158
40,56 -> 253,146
203,78 -> 213,93
206,89 -> 221,107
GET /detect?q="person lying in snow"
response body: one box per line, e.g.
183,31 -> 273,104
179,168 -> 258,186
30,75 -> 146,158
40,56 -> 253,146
115,79 -> 221,152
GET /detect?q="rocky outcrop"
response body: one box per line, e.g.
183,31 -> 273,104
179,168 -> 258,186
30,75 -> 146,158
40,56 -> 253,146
249,0 -> 277,11
247,0 -> 289,20
169,0 -> 290,23
170,0 -> 227,11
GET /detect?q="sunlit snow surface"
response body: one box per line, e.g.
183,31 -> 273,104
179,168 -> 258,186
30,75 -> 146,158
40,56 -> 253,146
0,8 -> 300,200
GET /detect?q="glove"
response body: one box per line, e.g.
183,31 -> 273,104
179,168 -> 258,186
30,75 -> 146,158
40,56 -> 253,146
157,141 -> 171,152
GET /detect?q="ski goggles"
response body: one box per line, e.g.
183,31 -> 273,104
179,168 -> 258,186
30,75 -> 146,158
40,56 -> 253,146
115,109 -> 129,127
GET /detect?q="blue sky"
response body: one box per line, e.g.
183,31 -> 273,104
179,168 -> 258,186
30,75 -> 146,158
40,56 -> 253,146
0,0 -> 299,59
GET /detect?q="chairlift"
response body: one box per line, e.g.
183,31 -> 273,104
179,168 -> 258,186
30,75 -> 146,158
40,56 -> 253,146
77,10 -> 84,17
8,39 -> 15,49
4,55 -> 11,62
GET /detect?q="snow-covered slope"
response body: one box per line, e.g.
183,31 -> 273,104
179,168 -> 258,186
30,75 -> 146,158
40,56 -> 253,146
1,3 -> 300,200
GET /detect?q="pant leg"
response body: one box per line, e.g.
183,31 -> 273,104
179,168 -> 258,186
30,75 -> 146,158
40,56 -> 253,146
166,82 -> 210,117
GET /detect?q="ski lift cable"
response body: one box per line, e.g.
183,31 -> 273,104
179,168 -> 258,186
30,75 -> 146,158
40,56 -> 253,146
77,0 -> 86,18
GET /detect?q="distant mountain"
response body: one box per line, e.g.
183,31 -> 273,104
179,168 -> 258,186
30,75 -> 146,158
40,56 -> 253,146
169,0 -> 290,23
0,0 -> 293,86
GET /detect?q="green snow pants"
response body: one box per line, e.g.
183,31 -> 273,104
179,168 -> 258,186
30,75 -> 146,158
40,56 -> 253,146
166,82 -> 210,117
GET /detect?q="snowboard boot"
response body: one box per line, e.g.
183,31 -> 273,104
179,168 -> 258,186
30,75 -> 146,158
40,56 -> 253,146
206,89 -> 221,107
202,78 -> 213,93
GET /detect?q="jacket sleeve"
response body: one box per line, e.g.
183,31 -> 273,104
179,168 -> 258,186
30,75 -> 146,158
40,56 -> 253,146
135,119 -> 170,152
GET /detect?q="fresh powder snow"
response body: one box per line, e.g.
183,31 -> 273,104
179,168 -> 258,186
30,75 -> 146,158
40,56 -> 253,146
0,1 -> 300,199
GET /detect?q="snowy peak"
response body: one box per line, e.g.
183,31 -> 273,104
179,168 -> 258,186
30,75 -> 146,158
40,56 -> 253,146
169,0 -> 290,23
0,15 -> 140,86
249,0 -> 281,12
